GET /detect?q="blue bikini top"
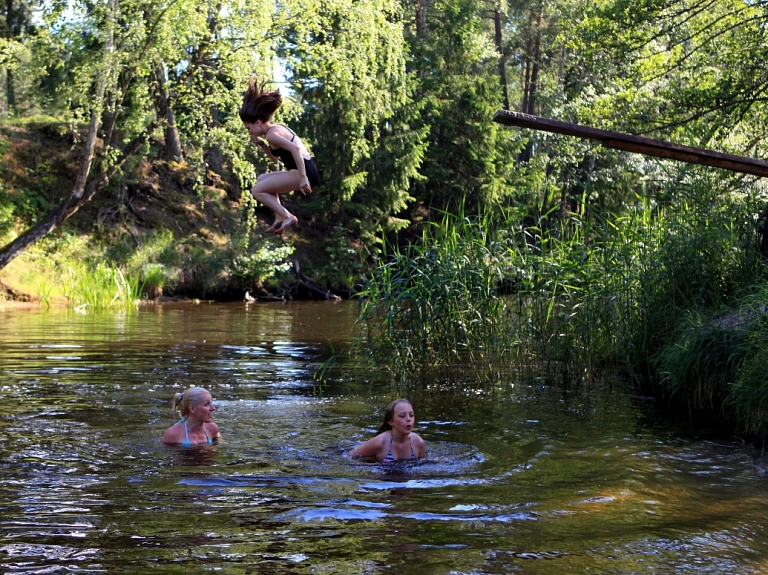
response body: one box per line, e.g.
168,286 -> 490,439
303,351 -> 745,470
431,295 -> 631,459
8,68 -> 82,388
179,418 -> 213,446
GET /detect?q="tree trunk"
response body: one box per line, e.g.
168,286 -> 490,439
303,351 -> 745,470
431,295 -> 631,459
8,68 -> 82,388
151,61 -> 183,161
208,105 -> 224,176
4,0 -> 16,112
494,110 -> 768,178
494,8 -> 509,111
0,121 -> 160,270
165,108 -> 183,161
520,6 -> 539,114
415,0 -> 427,35
0,0 -> 115,271
0,105 -> 102,270
202,3 -> 223,179
517,7 -> 542,163
526,12 -> 541,115
5,68 -> 13,111
761,209 -> 768,258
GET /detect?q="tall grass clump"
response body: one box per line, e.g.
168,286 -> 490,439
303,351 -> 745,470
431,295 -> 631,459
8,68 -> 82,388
624,169 -> 768,438
61,261 -> 143,310
0,232 -> 147,308
508,203 -> 643,378
357,210 -> 521,382
729,314 -> 768,440
113,224 -> 294,297
654,287 -> 768,439
721,288 -> 768,439
634,196 -> 760,361
356,202 -> 652,384
122,229 -> 180,298
357,171 -> 768,395
654,310 -> 746,416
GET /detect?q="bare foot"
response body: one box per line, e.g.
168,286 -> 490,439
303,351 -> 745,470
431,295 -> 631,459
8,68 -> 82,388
273,216 -> 298,235
265,220 -> 283,234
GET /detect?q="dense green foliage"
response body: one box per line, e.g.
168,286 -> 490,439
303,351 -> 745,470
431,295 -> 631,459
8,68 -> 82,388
3,0 -> 768,434
357,175 -> 768,437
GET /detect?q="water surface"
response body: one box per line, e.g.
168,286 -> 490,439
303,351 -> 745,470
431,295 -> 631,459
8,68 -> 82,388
1,301 -> 767,574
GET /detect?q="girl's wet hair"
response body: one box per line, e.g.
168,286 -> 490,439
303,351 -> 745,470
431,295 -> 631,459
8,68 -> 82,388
171,386 -> 210,418
239,77 -> 282,124
376,398 -> 413,435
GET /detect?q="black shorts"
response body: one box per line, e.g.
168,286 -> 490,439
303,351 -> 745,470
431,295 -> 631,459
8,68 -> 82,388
303,158 -> 320,187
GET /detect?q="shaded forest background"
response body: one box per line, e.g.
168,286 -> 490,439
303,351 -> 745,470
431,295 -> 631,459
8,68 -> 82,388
3,0 -> 768,433
1,0 -> 765,295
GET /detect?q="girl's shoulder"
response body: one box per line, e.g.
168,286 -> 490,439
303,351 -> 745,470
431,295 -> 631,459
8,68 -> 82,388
411,432 -> 426,445
410,432 -> 427,457
266,124 -> 293,137
161,420 -> 184,443
349,431 -> 387,457
361,431 -> 388,448
205,421 -> 222,443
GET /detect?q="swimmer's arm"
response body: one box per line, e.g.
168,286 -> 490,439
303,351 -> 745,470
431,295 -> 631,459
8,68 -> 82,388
266,131 -> 312,192
252,135 -> 279,163
413,433 -> 428,458
207,422 -> 222,442
348,434 -> 385,459
161,422 -> 183,444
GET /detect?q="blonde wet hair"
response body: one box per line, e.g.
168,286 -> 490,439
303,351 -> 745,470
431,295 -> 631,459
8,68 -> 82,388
171,386 -> 211,418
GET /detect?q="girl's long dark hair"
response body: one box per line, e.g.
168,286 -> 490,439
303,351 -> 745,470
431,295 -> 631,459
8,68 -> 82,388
239,77 -> 282,123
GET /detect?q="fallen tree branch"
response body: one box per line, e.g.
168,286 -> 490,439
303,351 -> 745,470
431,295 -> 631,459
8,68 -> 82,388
493,110 -> 768,178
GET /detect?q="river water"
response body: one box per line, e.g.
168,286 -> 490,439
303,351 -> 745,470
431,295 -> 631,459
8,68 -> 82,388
1,301 -> 768,574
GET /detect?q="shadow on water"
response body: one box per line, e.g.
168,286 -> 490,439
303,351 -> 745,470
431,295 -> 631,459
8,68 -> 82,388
2,302 -> 768,573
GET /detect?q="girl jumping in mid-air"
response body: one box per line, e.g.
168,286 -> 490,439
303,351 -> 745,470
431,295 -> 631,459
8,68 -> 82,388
239,78 -> 319,235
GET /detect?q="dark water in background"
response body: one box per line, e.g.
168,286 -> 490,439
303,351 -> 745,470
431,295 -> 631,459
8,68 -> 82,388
1,301 -> 768,574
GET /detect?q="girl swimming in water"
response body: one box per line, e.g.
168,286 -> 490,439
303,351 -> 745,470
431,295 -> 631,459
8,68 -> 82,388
161,386 -> 221,446
349,399 -> 427,462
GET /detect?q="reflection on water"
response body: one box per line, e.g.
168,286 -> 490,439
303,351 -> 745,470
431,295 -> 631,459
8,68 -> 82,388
1,302 -> 768,574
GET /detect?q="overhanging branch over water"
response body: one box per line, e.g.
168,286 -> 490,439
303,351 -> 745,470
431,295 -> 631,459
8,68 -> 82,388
493,110 -> 768,179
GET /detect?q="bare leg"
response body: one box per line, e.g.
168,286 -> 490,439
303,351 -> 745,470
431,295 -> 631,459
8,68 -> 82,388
251,171 -> 304,232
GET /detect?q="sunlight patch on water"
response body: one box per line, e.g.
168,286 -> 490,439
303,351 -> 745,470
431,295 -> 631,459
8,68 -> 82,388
359,477 -> 490,491
403,510 -> 538,523
281,507 -> 388,522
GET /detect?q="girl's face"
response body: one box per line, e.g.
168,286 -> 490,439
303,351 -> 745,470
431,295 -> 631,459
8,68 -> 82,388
244,120 -> 266,138
189,392 -> 216,422
388,402 -> 415,435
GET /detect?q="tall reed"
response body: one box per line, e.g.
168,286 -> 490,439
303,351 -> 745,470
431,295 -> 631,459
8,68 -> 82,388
728,296 -> 768,438
61,262 -> 144,310
356,174 -> 767,408
357,210 -> 519,382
